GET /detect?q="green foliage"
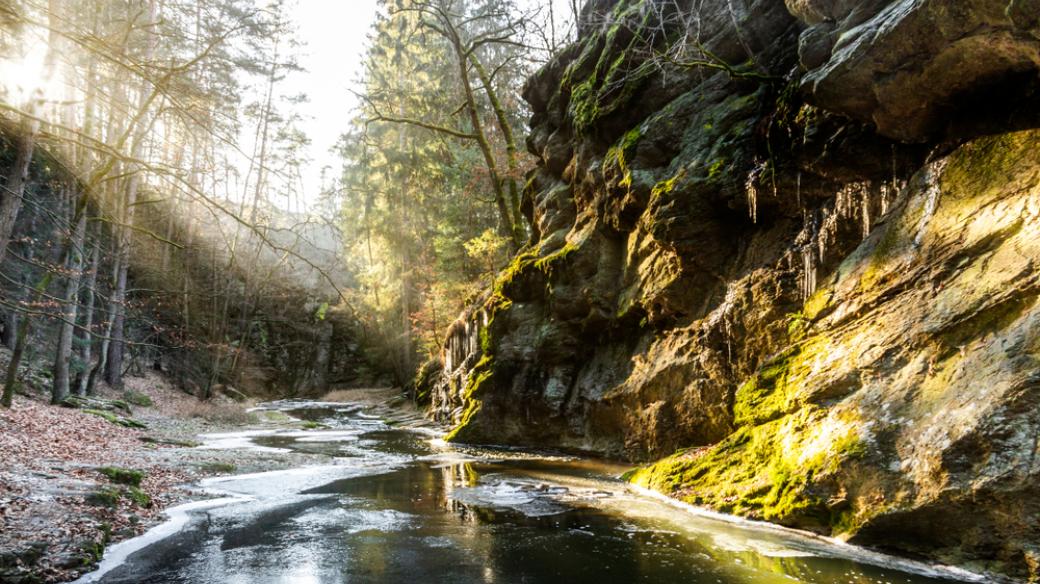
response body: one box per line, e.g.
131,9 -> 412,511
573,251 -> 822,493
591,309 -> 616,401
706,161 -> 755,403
126,487 -> 152,508
97,467 -> 145,487
336,1 -> 533,380
314,302 -> 329,322
87,487 -> 122,508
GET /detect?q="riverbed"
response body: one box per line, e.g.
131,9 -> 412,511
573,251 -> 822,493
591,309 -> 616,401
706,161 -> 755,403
74,400 -> 983,584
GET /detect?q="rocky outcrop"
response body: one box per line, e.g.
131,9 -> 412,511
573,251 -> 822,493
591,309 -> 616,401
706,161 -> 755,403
430,0 -> 1040,578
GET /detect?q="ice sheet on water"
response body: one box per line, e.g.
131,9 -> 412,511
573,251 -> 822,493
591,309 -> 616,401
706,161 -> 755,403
449,476 -> 575,517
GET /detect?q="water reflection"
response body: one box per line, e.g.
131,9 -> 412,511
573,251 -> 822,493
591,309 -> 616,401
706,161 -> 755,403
87,402 -> 971,584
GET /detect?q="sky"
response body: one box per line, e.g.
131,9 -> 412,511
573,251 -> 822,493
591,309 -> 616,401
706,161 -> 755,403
281,0 -> 381,209
273,0 -> 577,212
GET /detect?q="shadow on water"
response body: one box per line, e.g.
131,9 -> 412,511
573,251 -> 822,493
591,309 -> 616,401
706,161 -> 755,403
86,402 -> 972,584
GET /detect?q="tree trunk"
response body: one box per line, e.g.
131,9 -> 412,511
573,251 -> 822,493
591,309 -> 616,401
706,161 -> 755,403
447,28 -> 518,248
74,241 -> 99,395
87,240 -> 119,395
52,194 -> 88,404
469,54 -> 528,242
3,186 -> 89,407
0,119 -> 37,263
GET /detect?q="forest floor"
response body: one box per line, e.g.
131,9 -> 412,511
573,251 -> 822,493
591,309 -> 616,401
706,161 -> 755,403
0,362 -> 406,584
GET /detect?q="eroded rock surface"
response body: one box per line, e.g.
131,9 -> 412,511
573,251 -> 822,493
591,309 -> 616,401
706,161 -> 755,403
427,0 -> 1040,578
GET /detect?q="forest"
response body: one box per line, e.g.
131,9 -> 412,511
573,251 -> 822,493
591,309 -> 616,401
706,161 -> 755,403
2,0 -> 1040,582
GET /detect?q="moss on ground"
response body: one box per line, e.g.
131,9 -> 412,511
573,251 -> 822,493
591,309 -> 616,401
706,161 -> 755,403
83,409 -> 147,429
97,466 -> 144,487
126,486 -> 152,508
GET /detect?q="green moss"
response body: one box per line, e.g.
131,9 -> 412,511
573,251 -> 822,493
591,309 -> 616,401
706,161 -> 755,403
443,356 -> 495,443
733,336 -> 831,427
83,409 -> 147,429
785,312 -> 809,341
97,467 -> 144,487
802,289 -> 832,320
87,487 -> 122,508
648,169 -> 687,208
629,408 -> 866,527
565,0 -> 654,133
302,421 -> 324,430
603,126 -> 644,189
126,486 -> 152,508
533,242 -> 577,273
707,158 -> 726,179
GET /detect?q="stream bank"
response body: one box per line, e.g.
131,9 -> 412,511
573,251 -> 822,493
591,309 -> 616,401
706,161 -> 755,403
0,370 -> 415,584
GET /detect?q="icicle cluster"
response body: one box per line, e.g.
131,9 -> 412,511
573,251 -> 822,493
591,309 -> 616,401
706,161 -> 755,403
443,308 -> 487,372
745,160 -> 772,224
913,159 -> 948,248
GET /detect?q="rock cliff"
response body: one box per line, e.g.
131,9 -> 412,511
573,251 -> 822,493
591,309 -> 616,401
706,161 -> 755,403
429,0 -> 1040,578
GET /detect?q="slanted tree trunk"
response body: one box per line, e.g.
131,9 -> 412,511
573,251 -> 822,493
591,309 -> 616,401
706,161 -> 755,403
469,54 -> 529,242
0,119 -> 38,263
52,190 -> 88,403
2,208 -> 36,351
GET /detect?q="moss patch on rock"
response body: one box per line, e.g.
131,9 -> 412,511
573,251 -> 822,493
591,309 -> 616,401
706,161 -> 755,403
733,335 -> 832,427
628,407 -> 867,528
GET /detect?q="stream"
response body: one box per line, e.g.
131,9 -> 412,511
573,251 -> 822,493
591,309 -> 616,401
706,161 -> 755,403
76,400 -> 981,584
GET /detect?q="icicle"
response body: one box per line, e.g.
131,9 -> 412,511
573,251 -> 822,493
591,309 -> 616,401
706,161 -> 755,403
913,159 -> 948,248
861,184 -> 872,240
745,170 -> 759,224
796,171 -> 802,208
879,183 -> 890,216
723,315 -> 733,364
802,246 -> 817,301
891,145 -> 899,192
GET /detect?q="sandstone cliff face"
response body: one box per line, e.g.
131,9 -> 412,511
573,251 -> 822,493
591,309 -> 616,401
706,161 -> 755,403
429,0 -> 1040,578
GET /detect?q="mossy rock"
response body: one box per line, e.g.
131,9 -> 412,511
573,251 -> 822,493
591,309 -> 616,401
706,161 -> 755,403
628,407 -> 867,529
83,409 -> 147,429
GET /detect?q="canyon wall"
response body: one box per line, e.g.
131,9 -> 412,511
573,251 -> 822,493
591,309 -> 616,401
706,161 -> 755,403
429,0 -> 1040,578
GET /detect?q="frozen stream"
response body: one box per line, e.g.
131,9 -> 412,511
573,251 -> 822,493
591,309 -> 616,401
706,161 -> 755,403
76,400 -> 982,584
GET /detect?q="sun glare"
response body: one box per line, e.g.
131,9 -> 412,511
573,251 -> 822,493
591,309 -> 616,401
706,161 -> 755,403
0,26 -> 63,106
